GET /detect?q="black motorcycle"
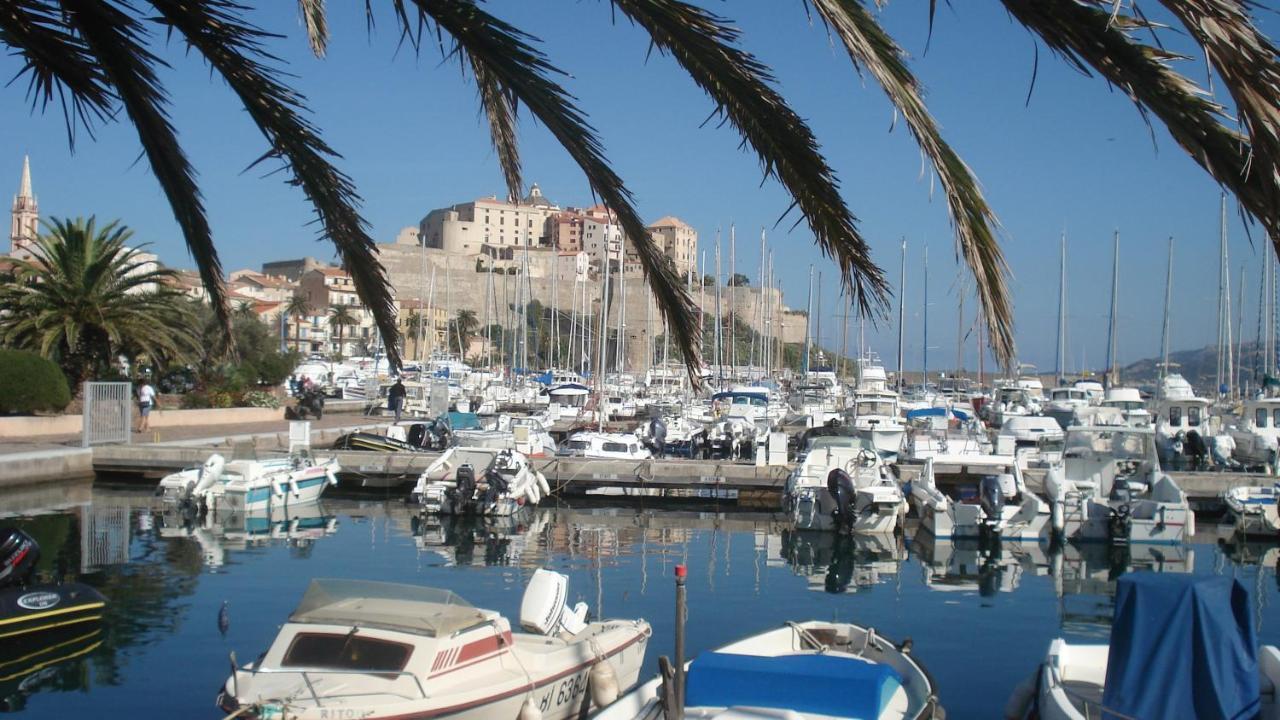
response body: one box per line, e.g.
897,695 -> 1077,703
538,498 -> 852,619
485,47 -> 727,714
285,388 -> 326,420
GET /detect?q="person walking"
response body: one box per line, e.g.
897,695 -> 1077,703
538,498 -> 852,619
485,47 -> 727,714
388,377 -> 407,422
135,378 -> 157,433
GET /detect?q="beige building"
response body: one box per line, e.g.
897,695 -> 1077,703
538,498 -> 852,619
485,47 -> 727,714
231,272 -> 298,303
297,267 -> 390,357
647,216 -> 698,277
419,183 -> 559,254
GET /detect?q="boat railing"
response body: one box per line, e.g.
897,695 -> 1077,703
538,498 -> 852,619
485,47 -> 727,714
244,666 -> 429,704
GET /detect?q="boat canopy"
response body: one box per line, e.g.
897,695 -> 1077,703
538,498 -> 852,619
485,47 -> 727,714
446,412 -> 483,430
1102,574 -> 1259,720
685,651 -> 902,719
289,579 -> 490,637
905,406 -> 971,422
549,383 -> 591,396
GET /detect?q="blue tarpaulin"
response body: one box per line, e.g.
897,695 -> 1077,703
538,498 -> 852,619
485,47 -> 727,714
685,651 -> 901,719
1102,573 -> 1259,720
905,406 -> 971,422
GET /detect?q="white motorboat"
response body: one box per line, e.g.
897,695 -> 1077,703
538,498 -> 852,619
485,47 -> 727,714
901,406 -> 991,461
1005,574 -> 1280,720
558,432 -> 652,460
1230,396 -> 1280,469
1224,484 -> 1280,536
911,531 -> 1050,595
594,620 -> 942,720
848,391 -> 906,459
546,382 -> 599,424
1152,373 -> 1221,467
218,570 -> 650,720
1098,387 -> 1150,426
411,447 -> 550,516
157,452 -> 339,514
784,435 -> 907,534
1043,423 -> 1194,544
1042,385 -> 1092,429
909,453 -> 1051,542
994,415 -> 1064,456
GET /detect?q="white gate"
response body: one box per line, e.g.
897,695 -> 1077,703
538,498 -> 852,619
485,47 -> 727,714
82,381 -> 132,447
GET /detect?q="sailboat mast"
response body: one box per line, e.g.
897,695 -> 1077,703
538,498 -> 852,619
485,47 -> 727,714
896,238 -> 906,393
552,247 -> 560,369
1223,194 -> 1234,397
617,247 -> 626,375
804,264 -> 814,375
729,224 -> 737,377
596,249 -> 611,431
816,271 -> 823,371
923,245 -> 929,384
1159,237 -> 1173,397
1056,231 -> 1067,384
1105,230 -> 1120,387
757,228 -> 766,373
714,230 -> 723,385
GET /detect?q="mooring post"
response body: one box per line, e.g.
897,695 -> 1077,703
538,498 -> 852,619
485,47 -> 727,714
674,563 -> 687,720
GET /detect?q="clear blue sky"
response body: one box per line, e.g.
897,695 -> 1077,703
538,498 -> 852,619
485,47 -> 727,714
2,1 -> 1274,373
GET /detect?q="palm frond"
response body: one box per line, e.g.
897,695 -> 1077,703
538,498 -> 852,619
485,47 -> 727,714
1157,0 -> 1280,252
59,0 -> 233,342
0,0 -> 116,146
147,0 -> 401,369
408,0 -> 701,376
471,56 -> 523,202
611,0 -> 889,320
810,0 -> 1013,363
298,0 -> 328,57
1002,0 -> 1280,250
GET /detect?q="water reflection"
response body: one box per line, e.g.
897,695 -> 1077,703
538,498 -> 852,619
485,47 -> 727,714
152,503 -> 339,569
0,482 -> 1276,718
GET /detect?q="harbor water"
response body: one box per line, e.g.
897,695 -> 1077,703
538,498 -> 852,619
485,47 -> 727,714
5,479 -> 1280,718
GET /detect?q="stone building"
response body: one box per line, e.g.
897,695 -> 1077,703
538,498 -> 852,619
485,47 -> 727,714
647,216 -> 698,277
419,183 -> 559,255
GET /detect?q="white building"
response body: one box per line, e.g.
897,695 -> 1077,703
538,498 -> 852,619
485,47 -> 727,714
419,183 -> 559,255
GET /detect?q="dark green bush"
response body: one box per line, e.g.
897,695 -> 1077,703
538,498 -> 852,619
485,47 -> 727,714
0,349 -> 72,414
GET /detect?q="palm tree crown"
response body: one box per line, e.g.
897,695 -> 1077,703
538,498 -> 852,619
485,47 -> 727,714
0,216 -> 196,386
327,304 -> 357,361
4,1 -> 1279,377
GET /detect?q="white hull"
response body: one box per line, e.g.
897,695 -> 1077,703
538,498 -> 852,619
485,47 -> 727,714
1224,486 -> 1280,536
787,487 -> 903,534
1053,497 -> 1194,544
919,497 -> 1050,542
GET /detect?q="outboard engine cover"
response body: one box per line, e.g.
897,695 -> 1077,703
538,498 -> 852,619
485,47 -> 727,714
453,464 -> 478,510
0,528 -> 39,589
1109,503 -> 1133,543
826,469 -> 857,531
979,475 -> 1005,523
520,568 -> 589,636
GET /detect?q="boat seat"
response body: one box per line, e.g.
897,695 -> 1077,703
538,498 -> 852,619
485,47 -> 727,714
224,460 -> 265,482
685,652 -> 902,719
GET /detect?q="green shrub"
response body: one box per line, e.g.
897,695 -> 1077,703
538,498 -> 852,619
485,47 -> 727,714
0,350 -> 72,414
241,390 -> 281,408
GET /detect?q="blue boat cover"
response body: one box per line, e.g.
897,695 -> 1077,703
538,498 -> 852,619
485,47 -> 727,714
685,651 -> 902,719
904,407 -> 970,422
445,412 -> 482,430
1102,574 -> 1259,720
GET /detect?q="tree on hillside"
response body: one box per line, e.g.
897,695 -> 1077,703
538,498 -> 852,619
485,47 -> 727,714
6,1 -> 1280,377
0,217 -> 196,388
452,309 -> 480,357
728,273 -> 750,287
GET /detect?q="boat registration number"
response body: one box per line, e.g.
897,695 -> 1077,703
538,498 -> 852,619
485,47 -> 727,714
538,670 -> 588,713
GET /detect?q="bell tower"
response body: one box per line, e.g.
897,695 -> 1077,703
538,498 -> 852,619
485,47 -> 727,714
10,155 -> 37,260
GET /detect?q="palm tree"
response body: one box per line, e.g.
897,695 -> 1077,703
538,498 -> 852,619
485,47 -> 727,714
5,1 -> 1279,375
283,294 -> 312,353
404,310 -> 425,361
327,305 -> 357,361
453,309 -> 480,359
0,216 -> 196,387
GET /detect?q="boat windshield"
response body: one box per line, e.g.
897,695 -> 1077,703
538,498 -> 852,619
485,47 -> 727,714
857,401 -> 896,417
282,633 -> 413,673
1064,430 -> 1150,460
565,440 -> 590,451
289,579 -> 487,637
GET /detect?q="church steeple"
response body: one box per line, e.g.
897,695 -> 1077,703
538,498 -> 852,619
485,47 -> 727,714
10,155 -> 37,259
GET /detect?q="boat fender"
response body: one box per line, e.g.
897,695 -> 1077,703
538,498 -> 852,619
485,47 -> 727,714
1002,671 -> 1037,720
288,476 -> 300,497
272,479 -> 286,498
519,696 -> 543,720
537,471 -> 550,496
589,659 -> 620,707
1052,500 -> 1064,534
525,481 -> 541,505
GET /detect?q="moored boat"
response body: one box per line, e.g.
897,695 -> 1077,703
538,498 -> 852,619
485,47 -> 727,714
1224,483 -> 1280,536
217,571 -> 650,720
156,452 -> 339,514
594,620 -> 942,720
411,447 -> 550,516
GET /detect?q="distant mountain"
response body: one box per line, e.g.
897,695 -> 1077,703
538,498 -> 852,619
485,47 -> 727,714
1120,342 -> 1267,393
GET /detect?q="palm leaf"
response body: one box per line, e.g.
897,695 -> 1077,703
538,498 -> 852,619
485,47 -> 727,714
1157,0 -> 1280,252
1002,0 -> 1280,250
809,0 -> 1013,363
298,0 -> 328,57
471,57 -> 523,202
0,0 -> 114,145
147,0 -> 402,369
58,0 -> 233,342
611,0 -> 889,320
407,0 -> 701,375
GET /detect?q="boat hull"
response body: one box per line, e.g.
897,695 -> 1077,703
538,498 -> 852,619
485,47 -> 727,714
786,487 -> 903,534
0,583 -> 105,641
1224,487 -> 1280,536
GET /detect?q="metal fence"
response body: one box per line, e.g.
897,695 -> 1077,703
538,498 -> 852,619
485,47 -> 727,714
82,381 -> 132,448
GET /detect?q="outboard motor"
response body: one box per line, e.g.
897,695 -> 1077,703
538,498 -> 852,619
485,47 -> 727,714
520,568 -> 589,637
979,475 -> 1006,524
0,528 -> 39,589
826,469 -> 857,532
451,464 -> 478,513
